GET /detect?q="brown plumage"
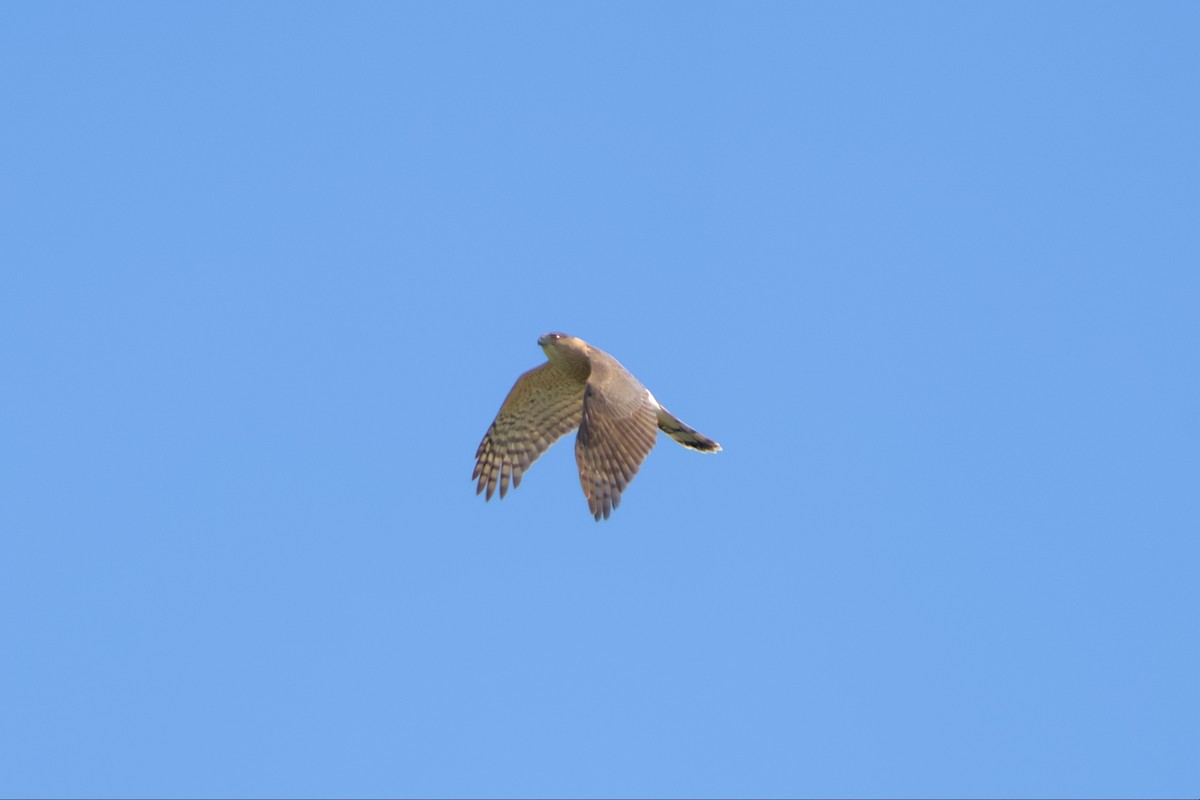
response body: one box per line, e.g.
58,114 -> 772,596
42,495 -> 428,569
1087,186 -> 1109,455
473,333 -> 721,520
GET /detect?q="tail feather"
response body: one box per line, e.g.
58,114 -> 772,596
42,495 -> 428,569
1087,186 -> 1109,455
655,406 -> 722,453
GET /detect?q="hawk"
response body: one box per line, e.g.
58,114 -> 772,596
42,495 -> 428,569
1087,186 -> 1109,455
473,332 -> 721,520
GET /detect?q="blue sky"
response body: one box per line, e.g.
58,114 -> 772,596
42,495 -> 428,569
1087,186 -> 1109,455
2,2 -> 1197,797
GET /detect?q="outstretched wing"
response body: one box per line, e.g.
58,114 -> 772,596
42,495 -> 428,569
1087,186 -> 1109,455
574,359 -> 659,520
473,362 -> 586,501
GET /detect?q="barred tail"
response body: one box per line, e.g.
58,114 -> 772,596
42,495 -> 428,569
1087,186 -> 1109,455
655,406 -> 722,453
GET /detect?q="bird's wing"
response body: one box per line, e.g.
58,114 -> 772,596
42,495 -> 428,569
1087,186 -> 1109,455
574,357 -> 659,520
473,362 -> 586,500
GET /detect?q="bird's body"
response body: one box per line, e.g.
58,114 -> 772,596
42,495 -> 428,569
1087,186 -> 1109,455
473,333 -> 721,520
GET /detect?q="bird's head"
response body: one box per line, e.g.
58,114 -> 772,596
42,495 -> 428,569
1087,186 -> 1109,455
538,332 -> 590,369
537,331 -> 574,348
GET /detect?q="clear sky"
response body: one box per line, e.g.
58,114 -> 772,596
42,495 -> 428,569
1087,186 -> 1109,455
2,2 -> 1197,798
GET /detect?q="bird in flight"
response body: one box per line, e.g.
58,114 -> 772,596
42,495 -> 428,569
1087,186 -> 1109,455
473,332 -> 721,520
